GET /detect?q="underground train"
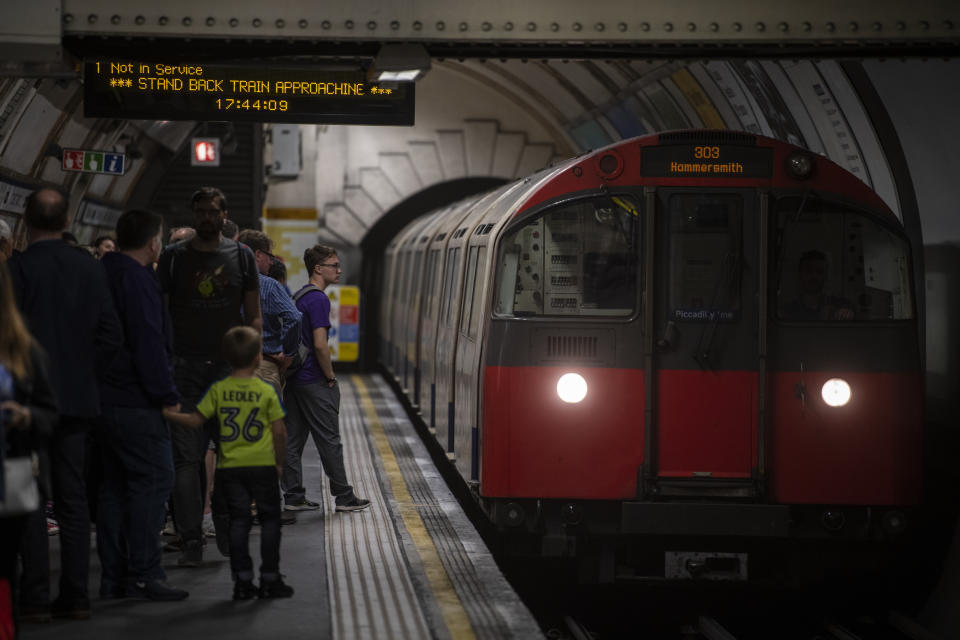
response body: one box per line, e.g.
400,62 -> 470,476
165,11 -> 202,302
378,130 -> 922,583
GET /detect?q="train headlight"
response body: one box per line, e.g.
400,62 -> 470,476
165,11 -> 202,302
557,373 -> 588,403
821,378 -> 851,407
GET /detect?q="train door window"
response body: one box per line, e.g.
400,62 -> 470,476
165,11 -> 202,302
467,247 -> 488,338
423,249 -> 441,319
460,246 -> 481,337
775,198 -> 913,322
440,247 -> 461,327
409,252 -> 423,308
398,252 -> 412,304
667,194 -> 743,322
494,195 -> 640,317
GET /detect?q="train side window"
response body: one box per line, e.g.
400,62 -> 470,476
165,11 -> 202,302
398,252 -> 412,303
440,247 -> 461,327
467,247 -> 488,338
494,195 -> 640,318
775,199 -> 913,322
667,194 -> 743,323
460,246 -> 481,337
423,248 -> 441,319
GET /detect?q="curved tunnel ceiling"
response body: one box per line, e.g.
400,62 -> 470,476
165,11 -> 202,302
0,46 -> 947,292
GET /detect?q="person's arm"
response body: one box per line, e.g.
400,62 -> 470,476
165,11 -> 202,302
271,418 -> 287,478
240,245 -> 263,334
161,407 -> 206,428
1,345 -> 59,436
243,287 -> 263,334
274,285 -> 303,356
312,326 -> 336,385
94,266 -> 124,376
20,343 -> 59,440
127,271 -> 179,407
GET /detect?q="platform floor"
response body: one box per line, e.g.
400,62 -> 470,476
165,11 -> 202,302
22,374 -> 542,640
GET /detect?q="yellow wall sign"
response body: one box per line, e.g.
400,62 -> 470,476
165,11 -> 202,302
327,285 -> 360,363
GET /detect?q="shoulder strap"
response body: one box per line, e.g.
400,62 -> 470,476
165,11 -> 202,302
292,284 -> 323,303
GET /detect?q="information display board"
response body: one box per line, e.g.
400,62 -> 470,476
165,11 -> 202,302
643,145 -> 773,178
83,60 -> 414,125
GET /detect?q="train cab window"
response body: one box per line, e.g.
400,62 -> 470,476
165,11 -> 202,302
668,194 -> 743,322
494,196 -> 640,317
775,198 -> 913,322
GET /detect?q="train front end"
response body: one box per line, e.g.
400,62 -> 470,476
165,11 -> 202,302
479,131 -> 922,582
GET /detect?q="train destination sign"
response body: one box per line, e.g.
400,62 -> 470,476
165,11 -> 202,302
642,145 -> 773,178
83,60 -> 415,125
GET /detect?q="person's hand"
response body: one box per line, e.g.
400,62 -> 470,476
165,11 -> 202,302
161,404 -> 182,420
327,378 -> 337,388
276,464 -> 283,479
0,401 -> 31,429
277,354 -> 293,373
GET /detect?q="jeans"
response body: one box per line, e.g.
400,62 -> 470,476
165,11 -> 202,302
217,467 -> 282,581
170,358 -> 230,544
20,417 -> 93,608
96,407 -> 174,589
282,381 -> 353,505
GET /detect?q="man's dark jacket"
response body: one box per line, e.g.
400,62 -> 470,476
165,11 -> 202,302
100,251 -> 178,408
8,239 -> 123,418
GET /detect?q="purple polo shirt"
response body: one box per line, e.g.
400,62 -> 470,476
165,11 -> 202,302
289,286 -> 332,385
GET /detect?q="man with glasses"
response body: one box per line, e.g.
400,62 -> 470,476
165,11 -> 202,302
282,245 -> 369,513
157,187 -> 262,567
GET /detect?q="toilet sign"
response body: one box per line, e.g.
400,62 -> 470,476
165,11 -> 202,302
326,285 -> 359,362
62,149 -> 126,175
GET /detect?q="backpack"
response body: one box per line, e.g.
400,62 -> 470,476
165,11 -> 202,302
285,285 -> 324,374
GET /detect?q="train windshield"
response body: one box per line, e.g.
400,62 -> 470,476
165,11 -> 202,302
667,193 -> 743,323
775,196 -> 913,322
494,195 -> 640,317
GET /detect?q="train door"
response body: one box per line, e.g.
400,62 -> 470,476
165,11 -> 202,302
648,188 -> 761,496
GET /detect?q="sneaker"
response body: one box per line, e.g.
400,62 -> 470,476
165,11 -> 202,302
284,498 -> 320,511
131,579 -> 189,602
177,539 -> 203,567
258,577 -> 294,599
335,497 -> 371,513
46,518 -> 59,536
202,519 -> 216,539
163,538 -> 183,553
280,511 -> 297,525
232,580 -> 258,601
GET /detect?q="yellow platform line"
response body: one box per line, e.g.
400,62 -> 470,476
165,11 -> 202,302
351,375 -> 476,640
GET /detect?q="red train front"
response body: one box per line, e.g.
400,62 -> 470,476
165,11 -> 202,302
382,130 -> 922,583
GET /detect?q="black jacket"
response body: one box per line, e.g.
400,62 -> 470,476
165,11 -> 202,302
100,252 -> 179,408
8,239 -> 123,418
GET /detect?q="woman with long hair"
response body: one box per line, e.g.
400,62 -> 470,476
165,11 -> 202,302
0,259 -> 57,636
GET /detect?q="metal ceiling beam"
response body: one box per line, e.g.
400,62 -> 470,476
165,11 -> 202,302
2,0 -> 958,74
57,0 -> 958,44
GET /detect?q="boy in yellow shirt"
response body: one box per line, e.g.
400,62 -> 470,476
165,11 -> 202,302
164,326 -> 293,600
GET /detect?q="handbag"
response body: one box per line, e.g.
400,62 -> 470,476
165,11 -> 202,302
0,454 -> 39,516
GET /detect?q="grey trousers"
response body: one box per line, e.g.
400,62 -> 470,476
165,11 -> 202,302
281,381 -> 354,505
